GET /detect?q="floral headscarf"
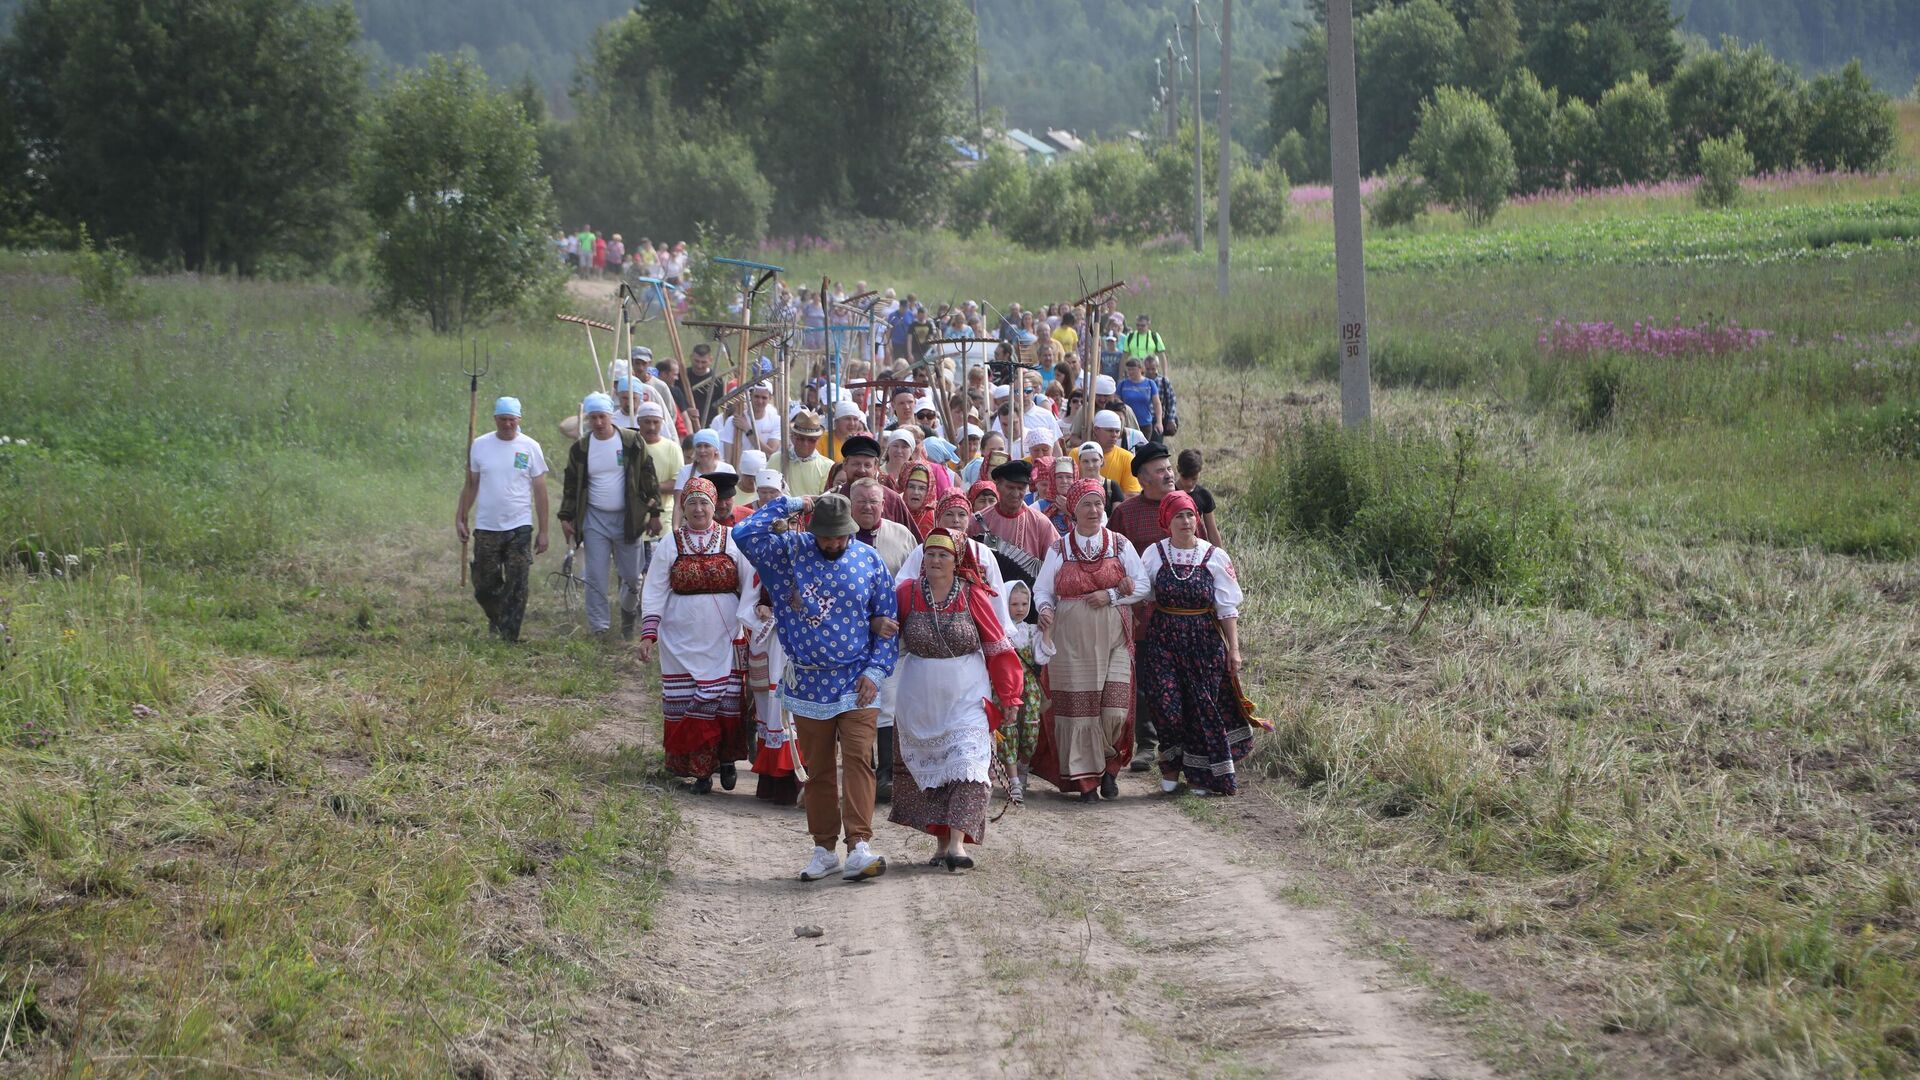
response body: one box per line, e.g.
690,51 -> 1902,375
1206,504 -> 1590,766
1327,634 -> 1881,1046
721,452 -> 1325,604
1066,478 -> 1105,514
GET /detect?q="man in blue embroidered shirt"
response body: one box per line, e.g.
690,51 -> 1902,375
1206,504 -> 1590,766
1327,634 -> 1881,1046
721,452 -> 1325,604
735,491 -> 900,883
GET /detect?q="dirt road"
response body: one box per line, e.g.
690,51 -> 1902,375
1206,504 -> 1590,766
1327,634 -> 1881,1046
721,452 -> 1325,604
561,681 -> 1493,1080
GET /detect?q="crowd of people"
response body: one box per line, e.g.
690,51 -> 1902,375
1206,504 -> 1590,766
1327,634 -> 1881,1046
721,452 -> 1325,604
455,279 -> 1262,884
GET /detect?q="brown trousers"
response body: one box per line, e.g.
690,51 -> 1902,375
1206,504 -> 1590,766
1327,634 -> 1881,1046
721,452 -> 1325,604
796,706 -> 879,850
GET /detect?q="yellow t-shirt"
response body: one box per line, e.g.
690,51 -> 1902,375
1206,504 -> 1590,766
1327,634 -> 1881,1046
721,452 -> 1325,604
767,451 -> 835,497
641,436 -> 685,535
1052,327 -> 1079,355
1102,446 -> 1141,493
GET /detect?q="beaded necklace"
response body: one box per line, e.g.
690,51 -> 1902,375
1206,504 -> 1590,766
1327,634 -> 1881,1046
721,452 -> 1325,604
1067,526 -> 1110,564
1163,539 -> 1206,582
678,522 -> 723,556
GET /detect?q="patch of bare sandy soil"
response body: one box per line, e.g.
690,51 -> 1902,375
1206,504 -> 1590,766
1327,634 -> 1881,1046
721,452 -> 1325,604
548,680 -> 1496,1079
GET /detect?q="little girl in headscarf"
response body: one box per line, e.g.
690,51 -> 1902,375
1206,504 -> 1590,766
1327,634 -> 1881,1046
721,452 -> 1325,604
998,580 -> 1049,804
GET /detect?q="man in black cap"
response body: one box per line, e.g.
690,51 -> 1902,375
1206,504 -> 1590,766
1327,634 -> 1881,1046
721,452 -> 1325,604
1110,441 -> 1176,771
702,471 -> 747,525
975,458 -> 1056,587
831,434 -> 921,538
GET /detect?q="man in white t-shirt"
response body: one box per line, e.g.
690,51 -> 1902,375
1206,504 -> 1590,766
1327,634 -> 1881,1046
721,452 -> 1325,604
456,396 -> 550,642
716,381 -> 782,460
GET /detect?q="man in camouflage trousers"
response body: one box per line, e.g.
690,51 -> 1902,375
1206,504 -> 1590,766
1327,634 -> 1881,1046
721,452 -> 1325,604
456,397 -> 552,641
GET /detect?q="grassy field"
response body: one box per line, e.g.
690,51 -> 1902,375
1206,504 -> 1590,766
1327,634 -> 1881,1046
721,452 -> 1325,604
0,265 -> 677,1074
763,113 -> 1920,1077
3,106 -> 1919,1075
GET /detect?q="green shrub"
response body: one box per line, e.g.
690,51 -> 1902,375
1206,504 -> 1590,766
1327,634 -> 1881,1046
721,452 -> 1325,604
71,224 -> 145,314
1802,219 -> 1920,248
1824,401 -> 1920,459
1695,130 -> 1754,210
1247,420 -> 1602,604
1366,165 -> 1428,229
1410,86 -> 1515,226
1221,329 -> 1276,371
1308,338 -> 1485,389
1574,359 -> 1628,431
1231,158 -> 1291,236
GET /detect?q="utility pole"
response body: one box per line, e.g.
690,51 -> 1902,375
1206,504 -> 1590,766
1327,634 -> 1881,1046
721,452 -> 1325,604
1165,41 -> 1178,144
1326,0 -> 1371,427
1216,0 -> 1232,300
1191,0 -> 1204,253
970,0 -> 983,141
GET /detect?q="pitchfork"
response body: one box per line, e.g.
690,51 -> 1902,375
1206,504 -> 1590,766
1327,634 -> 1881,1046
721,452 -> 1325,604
459,342 -> 491,586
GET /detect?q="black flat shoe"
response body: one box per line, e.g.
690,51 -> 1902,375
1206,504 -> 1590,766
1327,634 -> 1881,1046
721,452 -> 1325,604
1079,790 -> 1100,803
944,854 -> 974,871
1099,773 -> 1119,800
691,776 -> 713,795
718,763 -> 737,791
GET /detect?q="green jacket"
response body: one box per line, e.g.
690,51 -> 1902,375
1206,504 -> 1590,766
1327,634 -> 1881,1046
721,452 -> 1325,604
558,427 -> 663,543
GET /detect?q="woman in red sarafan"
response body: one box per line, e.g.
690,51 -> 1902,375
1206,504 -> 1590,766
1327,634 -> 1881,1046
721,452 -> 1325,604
1029,479 -> 1151,802
638,477 -> 755,794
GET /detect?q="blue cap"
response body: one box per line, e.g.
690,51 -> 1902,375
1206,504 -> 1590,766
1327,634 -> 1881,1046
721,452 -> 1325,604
923,436 -> 958,464
582,392 -> 615,415
492,396 -> 522,417
614,376 -> 635,392
692,428 -> 722,449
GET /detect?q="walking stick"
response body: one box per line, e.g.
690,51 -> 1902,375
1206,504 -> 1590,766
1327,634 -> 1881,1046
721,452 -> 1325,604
459,342 -> 490,585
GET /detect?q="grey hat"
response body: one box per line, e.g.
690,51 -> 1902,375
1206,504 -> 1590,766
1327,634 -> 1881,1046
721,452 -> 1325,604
809,493 -> 857,538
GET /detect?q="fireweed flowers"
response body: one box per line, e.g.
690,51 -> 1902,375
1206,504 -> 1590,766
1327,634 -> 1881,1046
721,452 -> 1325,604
1538,317 -> 1774,359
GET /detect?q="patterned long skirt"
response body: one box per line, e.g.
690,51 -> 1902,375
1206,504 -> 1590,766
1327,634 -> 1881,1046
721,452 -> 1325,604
1030,600 -> 1134,795
889,754 -> 991,845
1139,568 -> 1252,795
662,637 -> 753,779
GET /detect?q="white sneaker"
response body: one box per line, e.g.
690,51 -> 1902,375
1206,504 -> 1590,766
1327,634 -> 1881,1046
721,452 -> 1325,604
1160,778 -> 1181,795
799,846 -> 841,882
841,841 -> 887,882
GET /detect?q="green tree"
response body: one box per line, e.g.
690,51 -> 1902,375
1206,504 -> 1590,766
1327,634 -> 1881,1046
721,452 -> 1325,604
1664,39 -> 1804,174
1356,0 -> 1466,174
950,144 -> 1032,238
1594,71 -> 1670,184
1518,0 -> 1681,104
1552,97 -> 1605,189
1495,68 -> 1560,193
1694,129 -> 1752,209
760,0 -> 968,228
1066,141 -> 1154,241
1410,86 -> 1515,224
1460,0 -> 1521,93
1008,164 -> 1093,250
358,55 -> 558,333
1800,60 -> 1897,173
0,0 -> 362,273
1269,128 -> 1314,184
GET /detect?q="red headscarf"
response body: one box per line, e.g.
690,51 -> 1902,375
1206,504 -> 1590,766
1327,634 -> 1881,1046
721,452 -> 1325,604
1031,454 -> 1057,502
1065,478 -> 1105,515
1157,489 -> 1198,533
968,479 -> 997,505
935,490 -> 972,522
